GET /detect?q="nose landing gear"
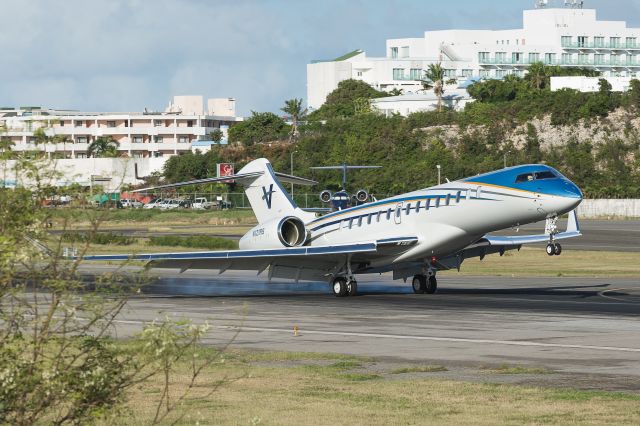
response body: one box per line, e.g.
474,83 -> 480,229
545,216 -> 562,256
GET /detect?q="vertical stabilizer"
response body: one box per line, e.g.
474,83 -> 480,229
237,159 -> 314,224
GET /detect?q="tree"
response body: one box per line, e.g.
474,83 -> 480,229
228,111 -> 288,146
310,79 -> 388,119
388,88 -> 404,96
209,129 -> 224,143
87,136 -> 119,158
281,98 -> 307,141
423,63 -> 445,112
525,61 -> 549,90
598,78 -> 613,95
630,79 -> 640,111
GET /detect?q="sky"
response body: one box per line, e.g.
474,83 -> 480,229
1,0 -> 638,117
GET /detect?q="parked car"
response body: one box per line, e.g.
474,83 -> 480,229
178,199 -> 192,209
143,198 -> 163,209
159,199 -> 181,210
192,197 -> 215,210
120,198 -> 143,208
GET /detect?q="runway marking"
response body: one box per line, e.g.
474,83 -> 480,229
111,319 -> 640,353
598,288 -> 638,302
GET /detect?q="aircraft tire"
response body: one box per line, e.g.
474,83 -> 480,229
426,276 -> 437,294
332,277 -> 348,297
554,243 -> 562,256
412,275 -> 426,294
347,280 -> 358,297
546,243 -> 555,256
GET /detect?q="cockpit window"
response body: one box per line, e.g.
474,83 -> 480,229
534,171 -> 557,180
515,173 -> 534,183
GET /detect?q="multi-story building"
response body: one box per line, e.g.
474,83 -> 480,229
0,95 -> 240,159
307,0 -> 640,109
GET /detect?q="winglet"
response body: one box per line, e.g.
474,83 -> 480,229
567,209 -> 580,234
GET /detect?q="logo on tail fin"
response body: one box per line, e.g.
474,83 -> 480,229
262,184 -> 275,209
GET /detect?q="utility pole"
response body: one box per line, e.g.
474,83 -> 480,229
436,164 -> 441,185
290,150 -> 298,197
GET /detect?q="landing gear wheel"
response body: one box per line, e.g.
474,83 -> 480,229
332,277 -> 348,297
347,280 -> 358,297
426,276 -> 438,294
553,243 -> 562,256
546,243 -> 555,256
412,275 -> 426,294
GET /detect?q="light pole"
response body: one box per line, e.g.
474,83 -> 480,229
436,164 -> 441,185
290,150 -> 298,197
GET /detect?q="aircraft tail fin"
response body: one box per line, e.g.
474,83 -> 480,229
237,159 -> 316,224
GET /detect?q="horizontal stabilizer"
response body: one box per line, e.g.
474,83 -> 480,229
274,172 -> 318,186
132,171 -> 264,192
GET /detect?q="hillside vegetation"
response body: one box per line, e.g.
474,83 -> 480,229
165,66 -> 640,198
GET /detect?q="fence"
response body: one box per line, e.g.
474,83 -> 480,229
577,199 -> 640,218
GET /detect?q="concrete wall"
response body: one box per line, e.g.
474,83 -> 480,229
578,199 -> 640,218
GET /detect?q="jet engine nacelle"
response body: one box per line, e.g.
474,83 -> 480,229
355,189 -> 369,203
319,190 -> 332,203
239,216 -> 309,250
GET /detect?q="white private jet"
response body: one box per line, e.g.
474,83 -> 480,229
82,158 -> 582,297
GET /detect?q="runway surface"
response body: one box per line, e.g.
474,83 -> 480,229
101,268 -> 640,391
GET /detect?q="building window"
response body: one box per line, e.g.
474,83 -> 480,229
154,120 -> 163,127
133,152 -> 143,159
76,136 -> 87,144
627,37 -> 637,48
512,52 -> 523,64
594,36 -> 605,47
595,54 -> 605,64
132,136 -> 143,143
561,36 -> 572,46
478,52 -> 490,62
529,53 -> 540,63
390,47 -> 398,58
578,53 -> 589,64
356,71 -> 363,77
154,136 -> 163,143
578,36 -> 588,47
178,136 -> 188,143
444,69 -> 456,78
495,52 -> 506,62
409,68 -> 422,80
495,70 -> 507,78
187,120 -> 194,127
544,53 -> 556,64
107,121 -> 116,128
514,69 -> 525,77
74,120 -> 83,127
610,37 -> 621,48
153,151 -> 163,158
76,153 -> 87,159
392,68 -> 405,80
562,53 -> 573,64
59,120 -> 64,127
462,69 -> 473,78
479,69 -> 491,78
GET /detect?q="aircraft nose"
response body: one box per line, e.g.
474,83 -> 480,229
563,180 -> 583,200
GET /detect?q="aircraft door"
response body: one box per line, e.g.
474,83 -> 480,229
394,202 -> 403,225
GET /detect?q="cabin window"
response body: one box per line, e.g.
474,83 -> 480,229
515,173 -> 534,183
405,203 -> 411,215
456,191 -> 461,203
396,207 -> 401,218
386,208 -> 392,220
357,216 -> 363,227
416,200 -> 421,211
435,197 -> 440,208
535,171 -> 557,180
349,218 -> 353,229
426,198 -> 431,210
367,214 -> 372,225
446,194 -> 451,206
376,211 -> 381,222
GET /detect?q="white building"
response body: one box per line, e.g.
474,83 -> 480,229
0,95 -> 239,159
307,0 -> 640,109
371,89 -> 473,117
550,76 -> 635,92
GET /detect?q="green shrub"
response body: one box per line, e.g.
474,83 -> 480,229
61,232 -> 136,245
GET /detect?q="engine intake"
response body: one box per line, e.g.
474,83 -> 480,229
277,216 -> 308,247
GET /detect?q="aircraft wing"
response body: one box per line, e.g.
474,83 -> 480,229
80,237 -> 418,282
436,210 -> 581,270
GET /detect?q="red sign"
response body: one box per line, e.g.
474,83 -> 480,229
217,163 -> 234,182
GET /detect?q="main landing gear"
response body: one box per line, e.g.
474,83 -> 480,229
412,274 -> 437,294
546,242 -> 562,256
332,277 -> 358,297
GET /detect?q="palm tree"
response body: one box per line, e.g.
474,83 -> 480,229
88,137 -> 119,158
281,98 -> 307,141
526,62 -> 548,90
422,63 -> 445,112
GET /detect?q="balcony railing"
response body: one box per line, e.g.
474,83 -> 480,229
479,57 -> 640,67
562,41 -> 640,50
